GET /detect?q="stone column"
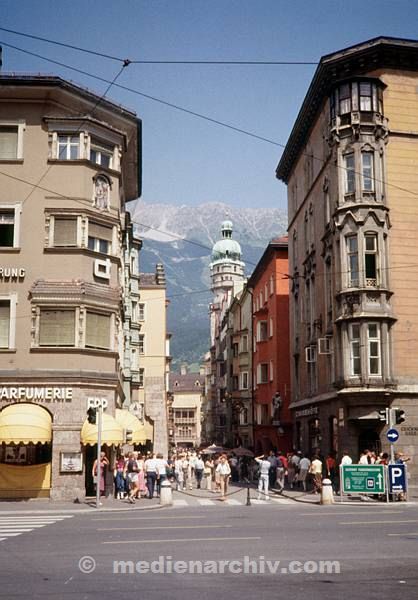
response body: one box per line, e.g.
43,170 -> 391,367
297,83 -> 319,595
144,376 -> 168,456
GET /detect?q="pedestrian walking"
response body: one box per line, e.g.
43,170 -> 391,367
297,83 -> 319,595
204,458 -> 214,491
267,451 -> 279,489
125,451 -> 139,504
144,453 -> 158,499
114,453 -> 126,499
155,453 -> 168,497
174,455 -> 185,491
92,451 -> 109,499
194,454 -> 204,489
309,455 -> 323,494
215,454 -> 231,500
275,452 -> 285,493
297,455 -> 311,492
255,454 -> 271,500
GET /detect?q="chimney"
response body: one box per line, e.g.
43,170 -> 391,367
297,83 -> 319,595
180,364 -> 188,376
155,263 -> 166,286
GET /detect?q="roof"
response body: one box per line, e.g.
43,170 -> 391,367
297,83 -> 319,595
247,237 -> 288,288
169,373 -> 205,392
276,36 -> 418,183
0,73 -> 142,199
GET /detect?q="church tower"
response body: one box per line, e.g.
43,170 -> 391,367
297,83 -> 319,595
209,220 -> 245,345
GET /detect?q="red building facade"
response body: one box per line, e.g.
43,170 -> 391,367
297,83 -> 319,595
248,237 -> 291,454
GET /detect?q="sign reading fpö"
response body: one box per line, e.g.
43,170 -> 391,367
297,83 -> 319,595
87,397 -> 108,410
0,387 -> 73,402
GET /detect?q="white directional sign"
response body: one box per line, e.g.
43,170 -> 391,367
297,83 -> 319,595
386,428 -> 399,443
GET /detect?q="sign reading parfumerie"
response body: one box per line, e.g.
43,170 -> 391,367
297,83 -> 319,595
0,387 -> 73,402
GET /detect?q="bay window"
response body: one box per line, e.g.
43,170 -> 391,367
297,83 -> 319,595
362,152 -> 375,191
349,323 -> 361,376
367,323 -> 381,375
39,309 -> 75,347
85,311 -> 111,350
347,235 -> 359,287
57,135 -> 80,160
364,234 -> 378,286
344,154 -> 355,194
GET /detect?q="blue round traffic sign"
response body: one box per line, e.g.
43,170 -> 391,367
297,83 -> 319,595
386,428 -> 399,443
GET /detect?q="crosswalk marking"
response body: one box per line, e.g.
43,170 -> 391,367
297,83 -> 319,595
0,515 -> 73,542
224,498 -> 241,506
173,499 -> 188,506
197,499 -> 216,506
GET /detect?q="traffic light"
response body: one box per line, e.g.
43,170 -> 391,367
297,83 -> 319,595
124,429 -> 133,443
395,409 -> 406,425
378,409 -> 389,423
87,407 -> 97,424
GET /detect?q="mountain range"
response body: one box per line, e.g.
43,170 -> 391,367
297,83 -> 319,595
132,200 -> 288,370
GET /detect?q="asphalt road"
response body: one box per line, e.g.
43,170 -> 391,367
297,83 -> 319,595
1,500 -> 417,599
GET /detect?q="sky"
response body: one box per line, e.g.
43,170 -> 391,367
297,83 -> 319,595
0,0 -> 417,211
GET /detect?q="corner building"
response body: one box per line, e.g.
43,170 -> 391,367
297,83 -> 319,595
0,75 -> 141,500
276,38 -> 418,487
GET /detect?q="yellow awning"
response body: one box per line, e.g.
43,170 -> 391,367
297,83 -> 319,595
0,403 -> 52,444
81,413 -> 124,446
143,418 -> 153,442
115,409 -> 148,444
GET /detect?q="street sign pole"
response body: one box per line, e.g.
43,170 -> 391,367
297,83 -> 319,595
96,404 -> 102,509
389,408 -> 395,464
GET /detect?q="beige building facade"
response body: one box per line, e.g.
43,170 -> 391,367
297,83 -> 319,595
276,38 -> 418,489
0,74 -> 141,500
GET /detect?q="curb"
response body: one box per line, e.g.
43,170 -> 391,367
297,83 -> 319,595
0,502 -> 165,516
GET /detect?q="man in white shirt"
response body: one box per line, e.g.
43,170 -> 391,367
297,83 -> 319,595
340,450 -> 352,466
359,450 -> 370,465
144,453 -> 158,499
298,455 -> 311,492
255,455 -> 271,500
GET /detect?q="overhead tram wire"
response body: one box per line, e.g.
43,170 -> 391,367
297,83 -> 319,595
2,38 -> 418,205
2,167 -> 418,282
0,26 -> 318,66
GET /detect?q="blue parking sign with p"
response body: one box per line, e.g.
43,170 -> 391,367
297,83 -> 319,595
388,464 -> 407,493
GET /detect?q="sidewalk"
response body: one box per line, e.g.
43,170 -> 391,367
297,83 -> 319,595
0,496 -> 163,515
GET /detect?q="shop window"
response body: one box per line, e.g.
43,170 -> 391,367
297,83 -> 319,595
88,221 -> 113,254
85,312 -> 111,350
53,216 -> 78,247
39,309 -> 75,347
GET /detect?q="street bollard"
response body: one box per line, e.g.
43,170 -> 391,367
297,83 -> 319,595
320,478 -> 334,505
246,484 -> 251,506
160,479 -> 173,506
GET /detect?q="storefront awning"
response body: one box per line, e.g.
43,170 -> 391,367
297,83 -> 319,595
115,409 -> 148,444
81,413 -> 124,446
143,418 -> 153,442
0,403 -> 52,444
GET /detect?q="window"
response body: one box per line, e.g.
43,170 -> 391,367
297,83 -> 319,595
0,300 -> 11,348
349,323 -> 361,376
53,217 -> 78,247
232,375 -> 239,391
269,275 -> 274,295
359,82 -> 372,112
57,135 -> 80,160
347,236 -> 359,287
0,210 -> 15,247
39,309 -> 75,347
240,371 -> 248,390
257,363 -> 269,384
339,83 -> 351,115
344,154 -> 355,194
257,321 -> 268,342
365,234 -> 378,286
265,283 -> 268,302
138,303 -> 145,321
269,317 -> 274,338
367,323 -> 381,375
241,334 -> 248,353
138,334 -> 144,354
90,139 -> 113,168
0,124 -> 24,160
85,312 -> 111,350
232,342 -> 239,357
88,222 -> 113,254
139,368 -> 144,388
270,360 -> 274,382
362,152 -> 374,191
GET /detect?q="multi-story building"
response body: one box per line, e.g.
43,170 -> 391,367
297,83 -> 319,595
247,238 -> 291,454
276,37 -> 418,484
168,366 -> 205,449
226,286 -> 253,449
208,220 -> 245,446
136,264 -> 169,457
0,74 -> 142,500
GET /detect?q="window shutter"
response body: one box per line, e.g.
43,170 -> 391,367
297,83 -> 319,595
0,127 -> 18,159
54,218 -> 77,246
88,222 -> 113,241
0,301 -> 10,348
86,312 -> 110,349
39,310 -> 75,346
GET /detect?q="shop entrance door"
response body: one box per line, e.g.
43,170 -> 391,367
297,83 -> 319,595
85,445 -> 96,497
